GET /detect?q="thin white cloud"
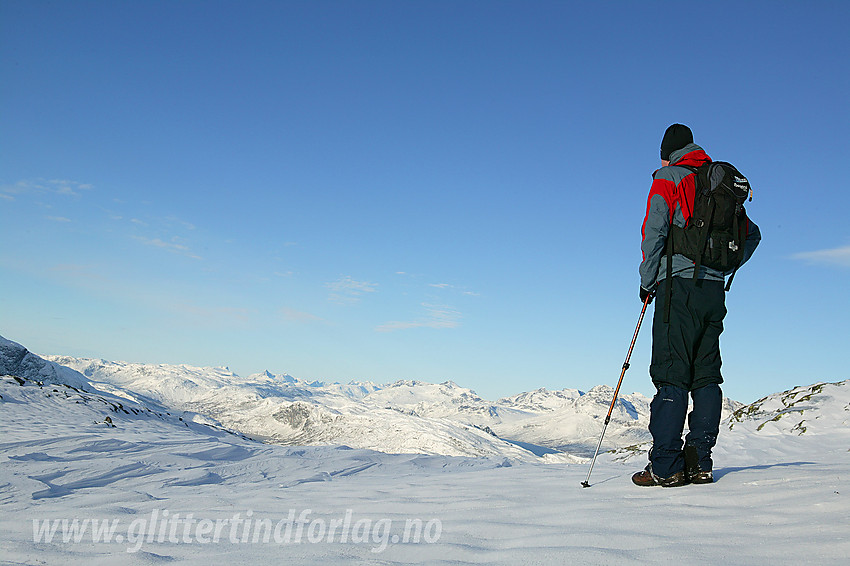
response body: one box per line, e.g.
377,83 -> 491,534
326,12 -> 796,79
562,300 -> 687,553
138,237 -> 188,251
44,262 -> 246,328
50,263 -> 111,286
46,216 -> 72,223
49,179 -> 93,195
1,178 -> 94,198
165,216 -> 197,231
133,236 -> 202,260
326,276 -> 378,304
428,281 -> 480,296
170,303 -> 254,327
791,245 -> 850,267
280,307 -> 325,324
376,303 -> 461,332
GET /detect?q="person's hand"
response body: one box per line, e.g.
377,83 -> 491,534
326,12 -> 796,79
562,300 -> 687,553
640,286 -> 655,304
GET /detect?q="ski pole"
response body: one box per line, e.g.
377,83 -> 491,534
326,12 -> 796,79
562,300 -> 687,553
581,293 -> 652,488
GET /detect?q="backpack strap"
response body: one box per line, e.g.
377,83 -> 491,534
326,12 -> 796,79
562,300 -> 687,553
663,164 -> 701,323
724,211 -> 742,292
725,268 -> 738,292
690,202 -> 714,283
664,233 -> 674,323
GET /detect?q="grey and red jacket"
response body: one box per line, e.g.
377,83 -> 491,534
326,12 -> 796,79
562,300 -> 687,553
639,143 -> 761,291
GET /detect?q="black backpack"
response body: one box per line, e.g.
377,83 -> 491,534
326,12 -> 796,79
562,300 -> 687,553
663,161 -> 752,319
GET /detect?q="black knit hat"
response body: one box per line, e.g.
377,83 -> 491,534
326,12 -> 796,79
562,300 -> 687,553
660,124 -> 693,160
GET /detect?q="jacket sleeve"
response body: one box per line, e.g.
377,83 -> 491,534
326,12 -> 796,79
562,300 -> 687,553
639,177 -> 673,290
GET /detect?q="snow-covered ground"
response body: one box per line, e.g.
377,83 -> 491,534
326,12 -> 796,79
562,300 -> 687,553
2,335 -> 849,564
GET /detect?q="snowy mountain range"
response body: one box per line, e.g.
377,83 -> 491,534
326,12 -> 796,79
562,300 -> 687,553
1,334 -> 743,461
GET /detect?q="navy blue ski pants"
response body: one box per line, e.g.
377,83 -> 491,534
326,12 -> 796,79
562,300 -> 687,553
648,383 -> 723,478
646,276 -> 726,478
650,277 -> 726,391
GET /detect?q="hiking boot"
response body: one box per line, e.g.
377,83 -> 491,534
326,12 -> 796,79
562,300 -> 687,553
688,470 -> 714,484
683,445 -> 714,484
631,468 -> 688,487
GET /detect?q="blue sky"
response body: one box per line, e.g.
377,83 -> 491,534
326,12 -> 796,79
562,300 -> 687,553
2,0 -> 848,403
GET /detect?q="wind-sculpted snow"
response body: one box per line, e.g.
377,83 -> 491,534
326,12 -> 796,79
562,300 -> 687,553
2,362 -> 849,564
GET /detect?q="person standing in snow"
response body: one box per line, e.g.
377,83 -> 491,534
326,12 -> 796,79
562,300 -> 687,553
632,124 -> 761,487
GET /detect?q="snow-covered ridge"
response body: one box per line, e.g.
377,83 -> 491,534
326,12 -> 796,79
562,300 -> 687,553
727,380 -> 850,436
0,336 -> 89,390
8,334 -> 834,463
41,352 -> 660,458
